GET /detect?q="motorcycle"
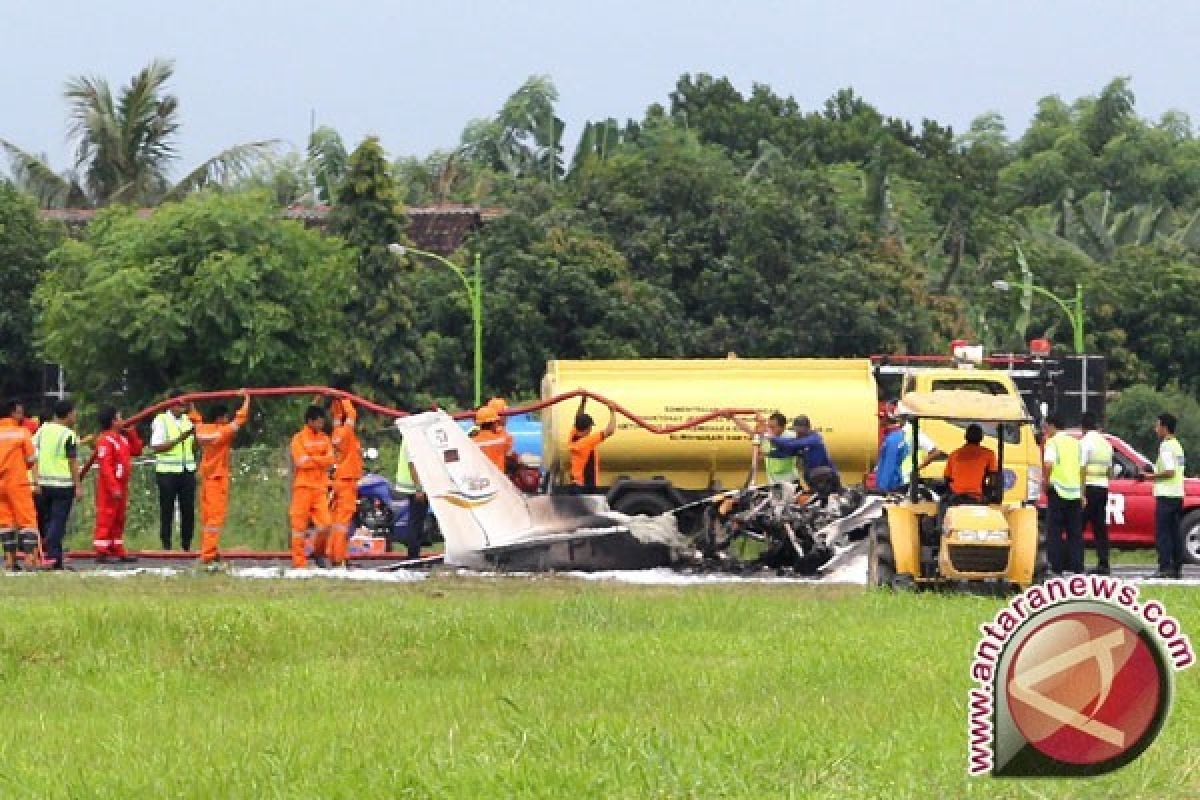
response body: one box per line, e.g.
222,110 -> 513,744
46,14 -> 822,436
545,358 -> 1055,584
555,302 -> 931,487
355,448 -> 438,552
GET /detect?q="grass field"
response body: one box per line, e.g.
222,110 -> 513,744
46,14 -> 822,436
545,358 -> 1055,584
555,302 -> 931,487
0,575 -> 1196,798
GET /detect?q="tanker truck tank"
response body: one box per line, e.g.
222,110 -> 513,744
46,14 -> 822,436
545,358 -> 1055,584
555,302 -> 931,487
541,358 -> 881,521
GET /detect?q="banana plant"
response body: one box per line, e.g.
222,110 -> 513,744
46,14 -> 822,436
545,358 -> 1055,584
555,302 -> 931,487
1012,245 -> 1035,346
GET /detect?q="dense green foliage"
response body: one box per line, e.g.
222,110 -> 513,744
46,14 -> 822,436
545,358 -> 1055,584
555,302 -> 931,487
35,192 -> 353,405
6,69 -> 1200,416
1108,384 -> 1200,463
0,184 -> 59,397
398,73 -> 1200,402
1,578 -> 1196,798
330,136 -> 421,402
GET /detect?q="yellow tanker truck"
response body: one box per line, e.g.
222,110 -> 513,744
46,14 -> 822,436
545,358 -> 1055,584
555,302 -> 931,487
541,358 -> 1043,522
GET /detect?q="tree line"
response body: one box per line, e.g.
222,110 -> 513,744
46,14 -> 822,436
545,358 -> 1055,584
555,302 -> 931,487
4,63 -> 1200,439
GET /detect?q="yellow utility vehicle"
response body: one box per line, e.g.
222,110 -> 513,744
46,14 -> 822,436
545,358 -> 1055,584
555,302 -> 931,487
869,390 -> 1045,590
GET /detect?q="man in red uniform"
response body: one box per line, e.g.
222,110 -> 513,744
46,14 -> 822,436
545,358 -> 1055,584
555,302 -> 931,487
92,406 -> 143,563
189,392 -> 251,565
328,397 -> 362,567
290,405 -> 335,568
0,399 -> 40,571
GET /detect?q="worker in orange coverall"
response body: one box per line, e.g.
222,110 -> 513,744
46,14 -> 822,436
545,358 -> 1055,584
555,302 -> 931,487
92,406 -> 143,563
471,406 -> 514,474
290,404 -> 334,568
0,399 -> 40,571
327,397 -> 362,567
188,391 -> 251,565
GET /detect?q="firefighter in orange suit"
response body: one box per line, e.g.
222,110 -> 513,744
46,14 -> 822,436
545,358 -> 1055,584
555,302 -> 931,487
189,391 -> 250,565
328,397 -> 362,567
471,406 -> 513,473
0,399 -> 40,571
290,405 -> 335,568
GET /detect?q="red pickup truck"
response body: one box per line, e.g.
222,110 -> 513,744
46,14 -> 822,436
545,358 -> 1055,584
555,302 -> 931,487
1041,431 -> 1200,563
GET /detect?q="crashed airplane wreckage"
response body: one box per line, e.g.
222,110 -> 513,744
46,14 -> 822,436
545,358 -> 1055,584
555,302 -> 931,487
397,412 -> 883,574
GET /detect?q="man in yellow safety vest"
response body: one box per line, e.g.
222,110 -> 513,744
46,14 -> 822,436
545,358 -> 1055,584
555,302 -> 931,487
1079,411 -> 1114,575
33,400 -> 83,570
150,390 -> 197,551
395,434 -> 428,560
1042,413 -> 1084,575
1141,411 -> 1187,579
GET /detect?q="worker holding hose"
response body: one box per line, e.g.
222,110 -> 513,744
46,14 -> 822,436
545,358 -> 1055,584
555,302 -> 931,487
189,392 -> 251,566
748,415 -> 841,493
569,396 -> 617,491
729,412 -> 799,485
328,397 -> 362,567
289,405 -> 335,568
150,391 -> 198,552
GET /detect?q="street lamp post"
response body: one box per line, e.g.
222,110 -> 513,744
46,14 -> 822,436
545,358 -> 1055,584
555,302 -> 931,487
992,279 -> 1085,354
389,243 -> 484,406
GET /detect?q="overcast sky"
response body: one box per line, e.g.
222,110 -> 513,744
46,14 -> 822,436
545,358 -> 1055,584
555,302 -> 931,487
4,0 -> 1196,177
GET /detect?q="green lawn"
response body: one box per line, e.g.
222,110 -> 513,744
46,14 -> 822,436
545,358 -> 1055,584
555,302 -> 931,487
0,576 -> 1197,798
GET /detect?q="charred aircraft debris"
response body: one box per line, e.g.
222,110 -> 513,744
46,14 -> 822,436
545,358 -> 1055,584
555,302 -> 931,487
396,412 -> 883,575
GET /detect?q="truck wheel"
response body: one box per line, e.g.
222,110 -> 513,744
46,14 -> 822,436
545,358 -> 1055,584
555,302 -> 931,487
1182,512 -> 1200,565
868,521 -> 896,588
613,491 -> 676,518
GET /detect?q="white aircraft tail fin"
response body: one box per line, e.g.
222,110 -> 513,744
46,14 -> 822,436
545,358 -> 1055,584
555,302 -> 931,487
395,412 -> 676,571
396,413 -> 534,565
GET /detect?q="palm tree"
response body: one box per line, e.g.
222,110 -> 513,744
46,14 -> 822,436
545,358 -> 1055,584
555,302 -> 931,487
1,58 -> 275,207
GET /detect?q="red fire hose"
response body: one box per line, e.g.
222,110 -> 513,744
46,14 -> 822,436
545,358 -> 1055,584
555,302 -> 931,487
80,386 -> 759,477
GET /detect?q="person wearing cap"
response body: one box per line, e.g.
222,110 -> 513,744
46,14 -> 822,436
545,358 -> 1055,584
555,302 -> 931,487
470,405 -> 513,473
760,415 -> 839,489
568,396 -> 617,491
